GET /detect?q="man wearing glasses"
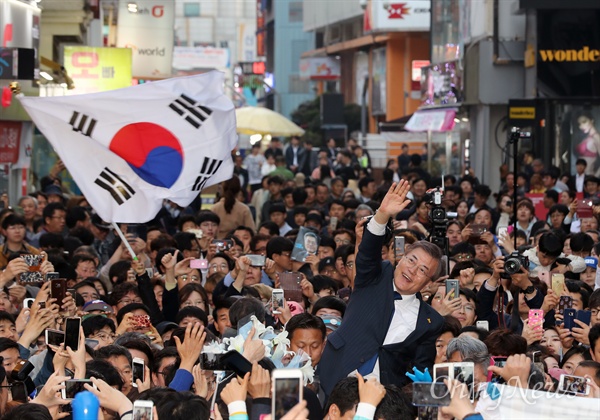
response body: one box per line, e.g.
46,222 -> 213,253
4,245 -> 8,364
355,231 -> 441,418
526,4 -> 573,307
320,180 -> 444,395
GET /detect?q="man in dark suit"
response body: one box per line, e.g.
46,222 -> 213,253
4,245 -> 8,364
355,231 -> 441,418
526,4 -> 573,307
319,180 -> 444,395
284,136 -> 307,174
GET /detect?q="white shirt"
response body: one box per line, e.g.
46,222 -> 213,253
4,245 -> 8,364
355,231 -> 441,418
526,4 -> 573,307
292,146 -> 299,166
576,172 -> 585,192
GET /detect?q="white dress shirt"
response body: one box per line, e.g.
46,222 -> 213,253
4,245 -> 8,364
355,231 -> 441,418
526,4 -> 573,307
576,172 -> 585,193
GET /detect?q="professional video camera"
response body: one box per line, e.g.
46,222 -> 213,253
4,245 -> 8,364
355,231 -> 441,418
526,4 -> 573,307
502,251 -> 529,278
423,187 -> 456,259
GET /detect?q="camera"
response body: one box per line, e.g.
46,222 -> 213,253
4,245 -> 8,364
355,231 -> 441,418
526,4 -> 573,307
503,251 -> 529,276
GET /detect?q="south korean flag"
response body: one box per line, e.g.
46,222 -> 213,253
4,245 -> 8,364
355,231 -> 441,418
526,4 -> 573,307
18,71 -> 237,223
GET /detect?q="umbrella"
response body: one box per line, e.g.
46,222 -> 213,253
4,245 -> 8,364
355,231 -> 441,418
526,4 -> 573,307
235,106 -> 305,137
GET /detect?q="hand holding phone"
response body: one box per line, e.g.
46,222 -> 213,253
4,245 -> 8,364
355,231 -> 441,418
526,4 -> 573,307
272,289 -> 284,314
132,357 -> 145,387
64,317 -> 81,351
445,279 -> 459,300
271,369 -> 303,419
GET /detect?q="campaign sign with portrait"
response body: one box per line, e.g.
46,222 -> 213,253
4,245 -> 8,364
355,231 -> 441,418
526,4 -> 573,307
291,227 -> 320,262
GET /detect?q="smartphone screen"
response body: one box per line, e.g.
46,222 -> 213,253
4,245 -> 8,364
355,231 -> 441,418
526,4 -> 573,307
272,289 -> 284,314
412,382 -> 451,407
394,236 -> 405,261
221,350 -> 253,377
51,279 -> 67,303
273,376 -> 302,419
487,357 -> 507,383
559,374 -> 589,395
445,280 -> 459,300
64,317 -> 81,351
133,401 -> 154,420
132,358 -> 145,386
63,379 -> 94,400
46,329 -> 65,347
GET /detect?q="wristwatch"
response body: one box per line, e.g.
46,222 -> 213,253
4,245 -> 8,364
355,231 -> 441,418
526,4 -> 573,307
521,285 -> 535,294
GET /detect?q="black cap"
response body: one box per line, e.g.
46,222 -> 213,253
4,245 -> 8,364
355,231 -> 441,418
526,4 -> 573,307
91,214 -> 111,230
318,256 -> 336,272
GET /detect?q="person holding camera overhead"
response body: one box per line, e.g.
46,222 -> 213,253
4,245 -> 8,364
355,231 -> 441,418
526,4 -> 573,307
319,180 -> 445,395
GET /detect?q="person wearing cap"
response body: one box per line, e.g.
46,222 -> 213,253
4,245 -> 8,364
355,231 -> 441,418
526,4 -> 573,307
82,313 -> 116,349
42,184 -> 65,204
318,257 -> 341,283
581,257 -> 598,289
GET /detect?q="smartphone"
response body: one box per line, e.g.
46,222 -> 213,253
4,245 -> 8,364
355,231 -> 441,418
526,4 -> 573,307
145,268 -> 154,278
551,273 -> 565,296
51,278 -> 67,303
64,317 -> 81,351
486,356 -> 507,383
558,296 -> 573,316
278,272 -> 303,302
532,350 -> 544,375
272,289 -> 284,314
497,227 -> 508,238
538,270 -> 550,287
271,369 -> 303,420
132,357 -> 145,387
394,236 -> 405,261
132,315 -> 151,329
22,298 -> 35,309
412,382 -> 451,407
558,374 -> 590,395
434,362 -> 475,402
246,254 -> 266,267
329,216 -> 338,231
61,379 -> 95,400
528,309 -> 544,331
45,328 -> 65,347
577,310 -> 592,326
476,320 -> 489,331
133,400 -> 154,420
564,308 -> 577,330
577,199 -> 593,219
45,272 -> 59,282
221,350 -> 253,377
445,279 -> 459,300
190,259 -> 208,269
212,238 -> 233,251
468,224 -> 487,245
10,382 -> 28,402
67,288 -> 76,299
200,352 -> 226,371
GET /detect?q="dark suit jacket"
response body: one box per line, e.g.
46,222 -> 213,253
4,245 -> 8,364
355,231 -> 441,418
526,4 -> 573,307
319,229 -> 444,395
285,146 -> 307,173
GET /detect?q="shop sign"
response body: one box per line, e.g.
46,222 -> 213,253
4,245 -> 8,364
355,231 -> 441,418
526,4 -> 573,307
509,107 -> 535,119
364,0 -> 430,33
299,57 -> 340,80
63,47 -> 132,94
0,121 -> 20,163
539,46 -> 600,62
116,0 -> 174,78
173,47 -> 230,71
405,109 -> 457,132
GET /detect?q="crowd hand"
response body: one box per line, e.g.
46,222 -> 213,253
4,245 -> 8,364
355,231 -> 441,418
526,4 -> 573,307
263,401 -> 309,420
236,256 -> 251,273
405,367 -> 432,383
557,325 -> 574,350
131,258 -> 147,277
161,251 -> 178,272
355,217 -> 368,248
2,257 -> 29,283
206,242 -> 218,261
264,258 -> 277,278
174,322 -> 206,372
65,327 -> 87,378
33,281 -> 52,310
135,365 -> 152,393
304,255 -> 320,274
461,224 -> 473,242
116,312 -> 136,335
8,285 -> 26,308
437,292 -> 462,316
541,289 -> 559,314
14,305 -> 29,335
242,326 -> 266,364
147,324 -> 164,347
497,233 -> 515,254
39,252 -> 55,276
192,364 -> 209,399
440,379 -> 476,420
247,362 -> 271,399
572,319 -> 591,345
551,263 -> 569,275
49,159 -> 66,178
487,354 -> 531,388
19,305 -> 55,348
32,371 -> 69,410
411,221 -> 428,236
50,344 -> 70,375
377,181 -> 412,220
276,301 -> 293,325
356,372 -> 386,406
175,257 -> 195,277
300,278 -> 315,301
459,268 -> 475,288
61,294 -> 77,317
219,372 -> 249,406
584,375 -> 600,399
521,319 -> 543,345
481,231 -> 496,247
85,377 -> 133,417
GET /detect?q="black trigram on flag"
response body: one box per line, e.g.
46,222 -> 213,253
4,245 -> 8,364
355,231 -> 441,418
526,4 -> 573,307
94,168 -> 136,205
69,111 -> 97,137
192,157 -> 223,191
169,94 -> 213,129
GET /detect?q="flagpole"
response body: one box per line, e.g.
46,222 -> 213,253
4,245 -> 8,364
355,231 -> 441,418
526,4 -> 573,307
111,222 -> 139,261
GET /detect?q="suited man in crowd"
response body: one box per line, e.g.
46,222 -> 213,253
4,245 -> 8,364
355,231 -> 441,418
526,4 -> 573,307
319,180 -> 444,395
285,136 -> 307,174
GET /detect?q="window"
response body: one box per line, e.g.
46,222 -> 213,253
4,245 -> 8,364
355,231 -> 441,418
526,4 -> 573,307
184,3 -> 200,17
289,2 -> 303,23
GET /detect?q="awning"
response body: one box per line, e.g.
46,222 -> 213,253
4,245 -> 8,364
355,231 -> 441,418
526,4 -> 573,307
404,108 -> 457,132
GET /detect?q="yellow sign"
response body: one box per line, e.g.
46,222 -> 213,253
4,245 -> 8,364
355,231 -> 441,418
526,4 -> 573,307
63,47 -> 132,94
539,46 -> 600,62
510,107 -> 535,120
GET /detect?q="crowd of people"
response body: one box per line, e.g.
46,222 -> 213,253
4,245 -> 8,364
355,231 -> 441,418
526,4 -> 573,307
0,138 -> 597,419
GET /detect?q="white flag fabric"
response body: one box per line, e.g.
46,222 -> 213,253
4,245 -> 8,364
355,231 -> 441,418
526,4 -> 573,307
19,71 -> 237,223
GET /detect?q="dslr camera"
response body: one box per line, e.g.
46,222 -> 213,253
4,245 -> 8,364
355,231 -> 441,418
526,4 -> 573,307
503,251 -> 529,277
